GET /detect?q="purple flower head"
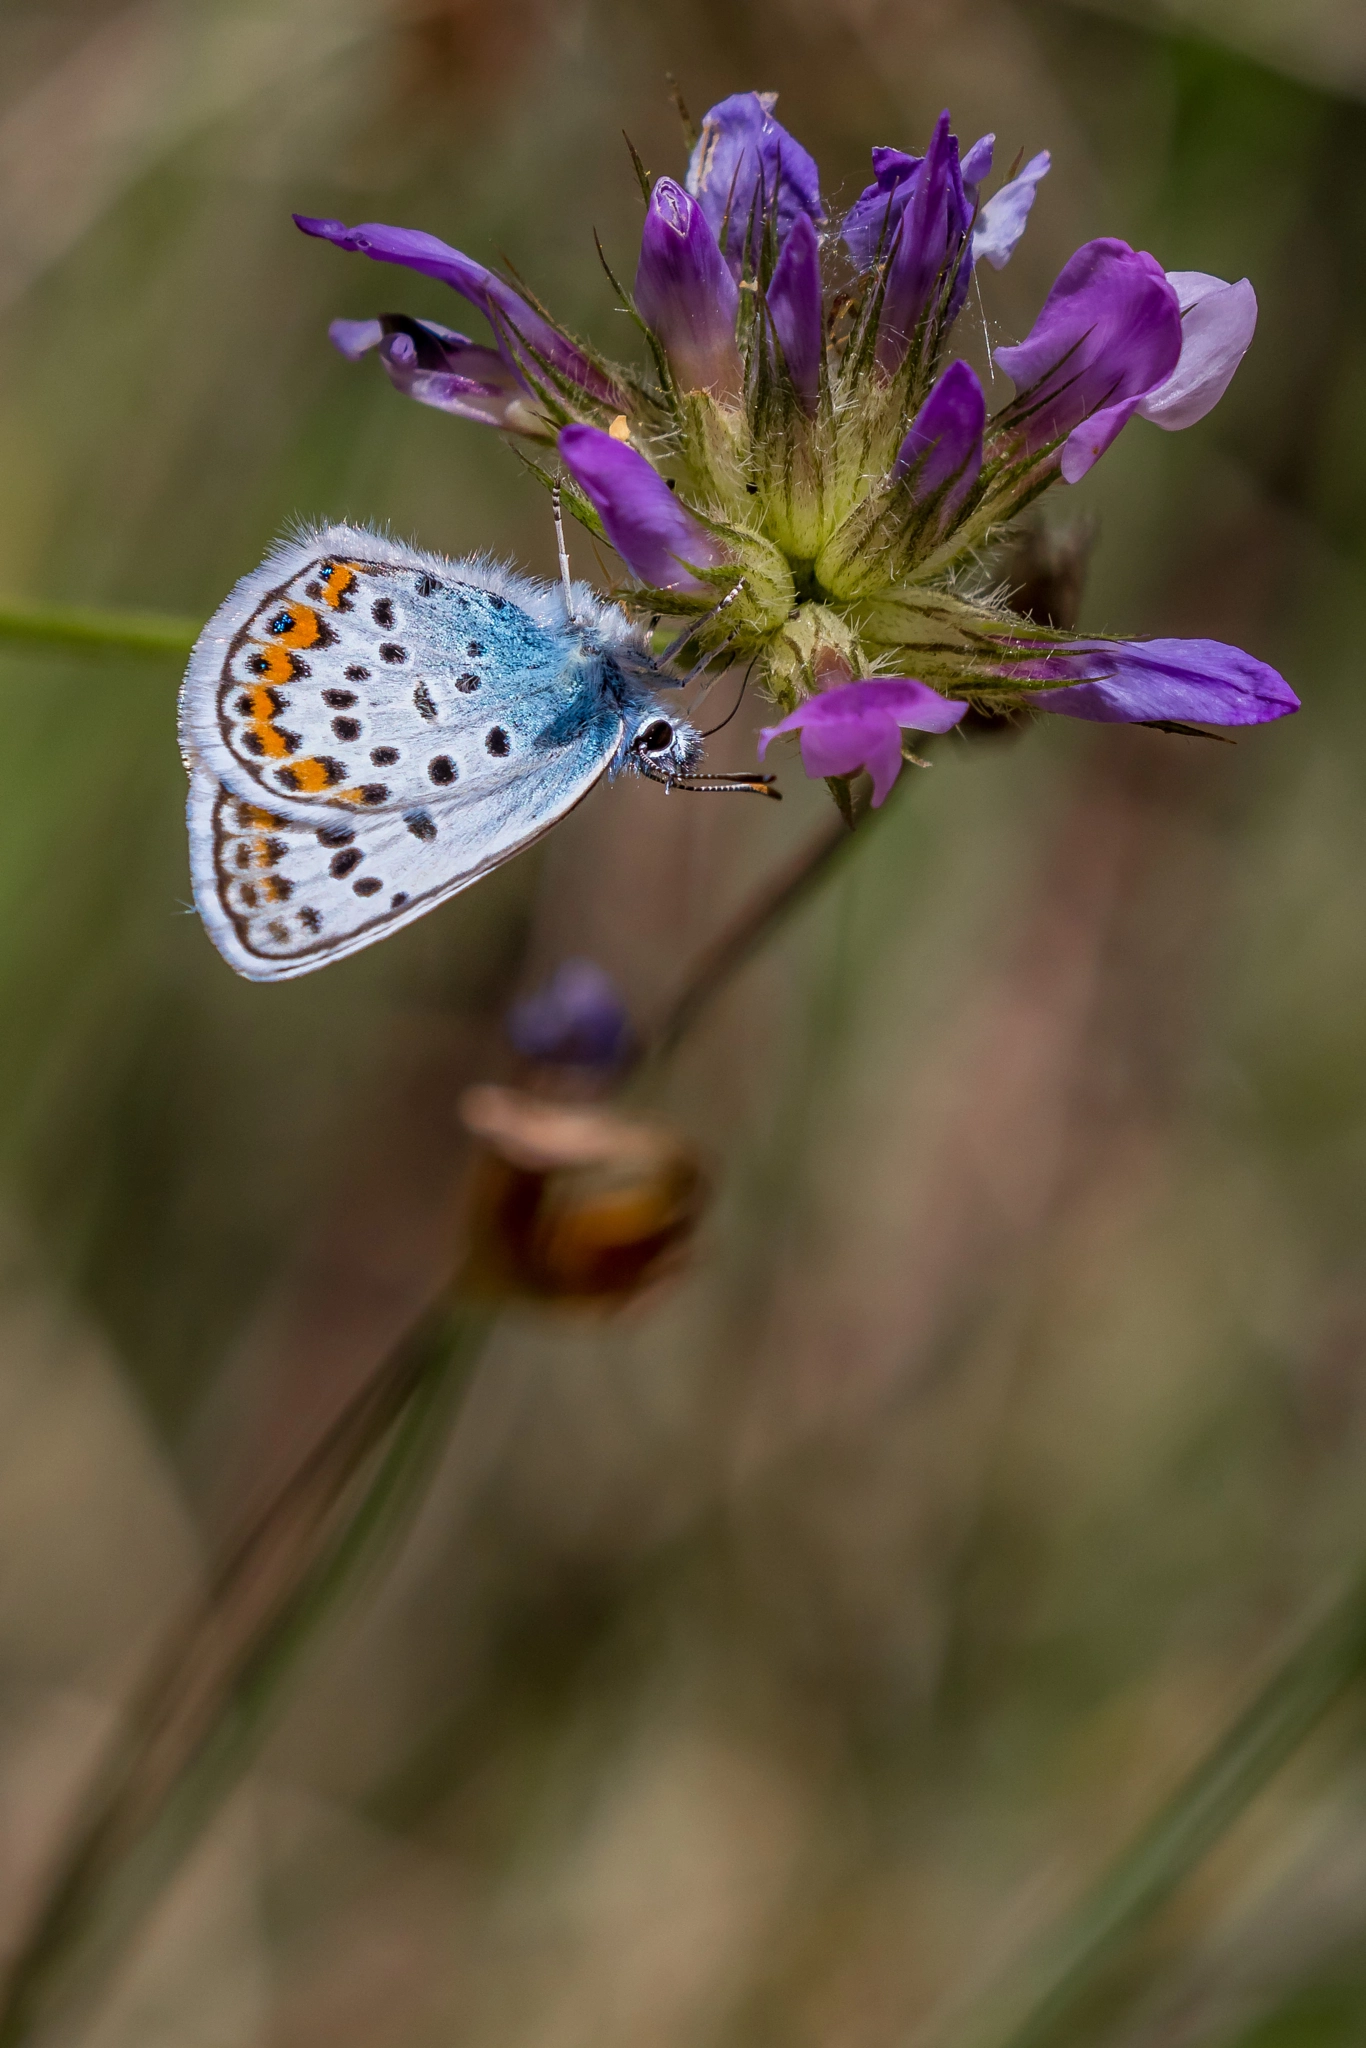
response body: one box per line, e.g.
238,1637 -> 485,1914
766,212 -> 823,411
892,358 -> 985,523
875,113 -> 977,376
1135,271 -> 1258,431
295,214 -> 620,405
1014,636 -> 1299,725
329,313 -> 535,430
758,677 -> 969,807
973,150 -> 1051,270
634,178 -> 742,399
685,92 -> 824,276
558,424 -> 726,593
995,239 -> 1182,481
507,959 -> 633,1070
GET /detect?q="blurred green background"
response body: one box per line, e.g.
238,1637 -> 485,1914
1,1 -> 1366,2042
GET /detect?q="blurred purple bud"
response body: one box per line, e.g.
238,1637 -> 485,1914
758,677 -> 969,807
685,91 -> 824,276
507,959 -> 633,1069
330,313 -> 539,431
558,425 -> 726,593
634,178 -> 742,399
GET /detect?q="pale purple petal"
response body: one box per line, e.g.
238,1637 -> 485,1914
1135,274 -> 1257,431
508,959 -> 632,1069
295,214 -> 619,402
758,678 -> 969,807
972,149 -> 1050,270
960,134 -> 996,186
329,317 -> 385,360
893,359 -> 985,519
634,178 -> 742,398
995,239 -> 1182,462
1018,637 -> 1299,724
685,92 -> 824,275
766,212 -> 823,411
558,425 -> 725,594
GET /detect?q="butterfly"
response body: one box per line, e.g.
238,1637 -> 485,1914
178,522 -> 773,981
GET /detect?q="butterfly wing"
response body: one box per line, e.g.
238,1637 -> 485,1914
179,525 -> 625,980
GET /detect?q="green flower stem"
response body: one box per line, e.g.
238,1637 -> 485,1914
0,600 -> 198,660
0,1299 -> 493,2048
957,1574 -> 1366,2048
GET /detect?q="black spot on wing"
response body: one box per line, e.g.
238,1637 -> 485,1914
317,823 -> 354,847
353,876 -> 383,898
428,755 -> 457,785
485,727 -> 510,757
413,681 -> 437,720
372,597 -> 395,628
371,746 -> 399,766
405,811 -> 437,842
324,688 -> 357,708
330,848 -> 363,878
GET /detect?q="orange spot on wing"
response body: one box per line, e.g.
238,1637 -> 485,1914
249,643 -> 295,685
267,603 -> 321,650
236,803 -> 285,829
318,563 -> 357,609
285,757 -> 337,794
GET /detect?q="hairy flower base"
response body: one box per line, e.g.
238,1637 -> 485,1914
302,86 -> 1298,805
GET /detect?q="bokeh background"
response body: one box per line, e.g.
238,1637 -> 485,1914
1,1 -> 1366,2042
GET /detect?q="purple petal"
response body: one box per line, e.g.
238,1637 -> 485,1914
634,178 -> 742,399
330,313 -> 537,430
892,358 -> 985,519
558,424 -> 725,593
295,214 -> 619,402
329,316 -> 385,360
766,212 -> 823,411
1019,637 -> 1299,725
876,112 -> 974,375
960,133 -> 996,186
995,239 -> 1182,464
1135,273 -> 1257,431
972,149 -> 1050,270
1059,396 -> 1143,482
685,92 -> 824,276
507,959 -> 632,1069
841,148 -> 921,271
758,677 -> 969,807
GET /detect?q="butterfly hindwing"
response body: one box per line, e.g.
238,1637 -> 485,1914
180,526 -> 632,979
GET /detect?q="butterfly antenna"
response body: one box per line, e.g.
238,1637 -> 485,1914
552,485 -> 576,624
657,581 -> 744,668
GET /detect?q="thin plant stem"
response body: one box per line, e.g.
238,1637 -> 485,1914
0,1299 -> 492,2048
635,804 -> 877,1069
0,600 -> 197,659
954,1573 -> 1366,2048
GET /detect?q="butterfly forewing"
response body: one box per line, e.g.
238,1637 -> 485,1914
179,528 -> 632,979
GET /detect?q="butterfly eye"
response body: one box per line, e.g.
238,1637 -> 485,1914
637,719 -> 675,756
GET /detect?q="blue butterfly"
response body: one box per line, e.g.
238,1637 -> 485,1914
178,523 -> 772,980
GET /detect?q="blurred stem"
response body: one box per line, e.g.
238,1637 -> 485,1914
0,599 -> 196,659
959,1574 -> 1366,2048
0,1297 -> 492,2048
636,799 -> 884,1070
